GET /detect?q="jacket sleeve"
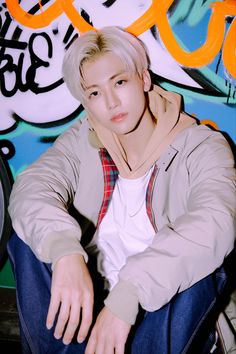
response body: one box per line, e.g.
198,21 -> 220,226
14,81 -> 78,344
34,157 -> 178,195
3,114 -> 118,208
8,120 -> 88,267
105,131 -> 236,324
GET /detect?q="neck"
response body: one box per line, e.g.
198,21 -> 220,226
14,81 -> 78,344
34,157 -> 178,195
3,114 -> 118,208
118,107 -> 156,169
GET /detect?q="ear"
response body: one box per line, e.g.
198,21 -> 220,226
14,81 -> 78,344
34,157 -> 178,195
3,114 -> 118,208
142,69 -> 151,92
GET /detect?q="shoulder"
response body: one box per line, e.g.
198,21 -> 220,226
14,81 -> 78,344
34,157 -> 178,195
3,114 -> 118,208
174,122 -> 234,159
187,129 -> 234,180
165,122 -> 235,177
53,116 -> 92,151
57,115 -> 90,140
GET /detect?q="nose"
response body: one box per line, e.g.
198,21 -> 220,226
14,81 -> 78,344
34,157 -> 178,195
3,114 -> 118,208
105,89 -> 120,110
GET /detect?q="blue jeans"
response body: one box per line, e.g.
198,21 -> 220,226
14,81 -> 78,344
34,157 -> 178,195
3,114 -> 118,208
7,232 -> 228,354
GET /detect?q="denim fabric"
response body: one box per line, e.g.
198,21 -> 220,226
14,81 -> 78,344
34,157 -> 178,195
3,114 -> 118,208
7,233 -> 228,354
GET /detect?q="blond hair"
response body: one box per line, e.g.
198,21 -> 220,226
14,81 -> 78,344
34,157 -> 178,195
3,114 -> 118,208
62,26 -> 149,104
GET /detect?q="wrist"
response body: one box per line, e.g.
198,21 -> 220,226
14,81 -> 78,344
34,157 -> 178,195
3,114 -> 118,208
104,281 -> 139,325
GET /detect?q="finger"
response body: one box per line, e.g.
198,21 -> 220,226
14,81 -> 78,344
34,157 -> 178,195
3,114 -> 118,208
46,294 -> 61,330
62,303 -> 81,345
85,331 -> 97,354
53,300 -> 70,339
97,334 -> 115,354
95,340 -> 107,354
115,342 -> 125,354
77,295 -> 93,343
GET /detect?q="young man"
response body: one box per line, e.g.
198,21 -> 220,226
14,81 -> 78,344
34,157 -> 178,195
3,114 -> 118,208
8,26 -> 235,354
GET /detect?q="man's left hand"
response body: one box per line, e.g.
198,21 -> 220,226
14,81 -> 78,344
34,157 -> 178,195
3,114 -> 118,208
85,306 -> 131,354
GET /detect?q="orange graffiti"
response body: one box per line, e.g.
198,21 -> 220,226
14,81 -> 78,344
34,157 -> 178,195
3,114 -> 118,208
222,17 -> 236,78
150,0 -> 235,66
5,0 -> 236,78
58,0 -> 93,32
5,0 -> 62,28
201,120 -> 219,130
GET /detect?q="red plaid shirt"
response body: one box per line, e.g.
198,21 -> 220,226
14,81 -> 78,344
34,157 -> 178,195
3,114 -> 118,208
97,148 -> 158,232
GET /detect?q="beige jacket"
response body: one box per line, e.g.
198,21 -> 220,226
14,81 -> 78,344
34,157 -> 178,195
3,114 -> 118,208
9,90 -> 236,352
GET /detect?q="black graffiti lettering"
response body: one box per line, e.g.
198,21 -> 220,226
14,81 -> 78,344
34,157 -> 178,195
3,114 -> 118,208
0,37 -> 27,50
0,11 -> 11,37
0,48 -> 19,97
26,32 -> 63,94
0,139 -> 15,160
17,52 -> 28,92
0,48 -> 15,96
0,12 -> 64,97
102,0 -> 117,8
0,45 -> 33,96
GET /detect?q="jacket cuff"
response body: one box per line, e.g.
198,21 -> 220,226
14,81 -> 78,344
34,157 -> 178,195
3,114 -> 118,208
38,230 -> 88,269
104,281 -> 139,325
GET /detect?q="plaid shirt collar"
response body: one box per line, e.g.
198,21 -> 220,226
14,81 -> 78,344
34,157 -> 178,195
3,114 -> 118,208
97,148 -> 158,232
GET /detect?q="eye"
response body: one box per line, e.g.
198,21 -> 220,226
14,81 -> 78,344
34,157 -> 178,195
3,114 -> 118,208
116,79 -> 126,86
89,91 -> 99,99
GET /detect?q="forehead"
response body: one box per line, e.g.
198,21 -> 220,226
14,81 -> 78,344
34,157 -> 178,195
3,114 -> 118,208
82,52 -> 129,88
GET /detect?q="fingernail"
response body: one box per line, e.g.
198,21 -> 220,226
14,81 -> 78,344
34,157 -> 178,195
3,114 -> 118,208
77,336 -> 84,343
46,323 -> 52,330
63,338 -> 70,345
54,332 -> 61,340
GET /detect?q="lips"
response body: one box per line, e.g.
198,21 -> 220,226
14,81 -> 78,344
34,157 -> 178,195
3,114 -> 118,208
111,113 -> 128,122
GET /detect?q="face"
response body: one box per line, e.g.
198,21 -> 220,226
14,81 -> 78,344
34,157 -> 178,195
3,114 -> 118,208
82,52 -> 152,136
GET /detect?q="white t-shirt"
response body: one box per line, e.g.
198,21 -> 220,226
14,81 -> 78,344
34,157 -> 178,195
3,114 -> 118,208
95,167 -> 156,289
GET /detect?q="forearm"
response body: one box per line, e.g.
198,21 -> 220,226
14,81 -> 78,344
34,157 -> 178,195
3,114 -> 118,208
105,132 -> 236,324
8,122 -> 84,263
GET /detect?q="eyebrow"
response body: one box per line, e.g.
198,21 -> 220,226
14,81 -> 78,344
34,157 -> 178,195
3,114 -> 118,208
85,71 -> 128,90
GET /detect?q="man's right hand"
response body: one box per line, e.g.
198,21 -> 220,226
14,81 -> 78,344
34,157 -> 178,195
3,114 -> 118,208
46,253 -> 94,345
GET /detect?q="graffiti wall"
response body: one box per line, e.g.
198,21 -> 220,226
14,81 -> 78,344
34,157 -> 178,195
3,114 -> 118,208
0,0 -> 235,286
